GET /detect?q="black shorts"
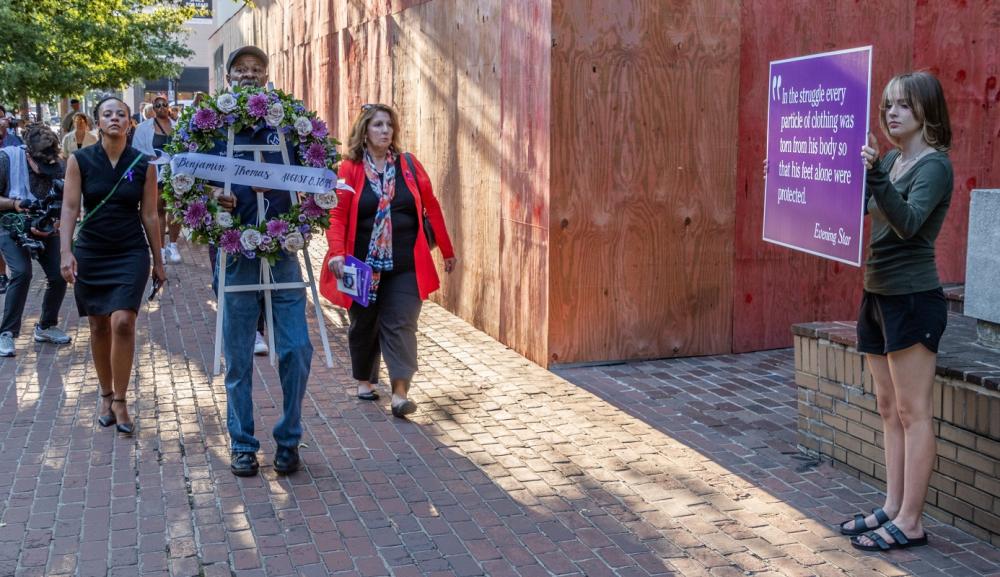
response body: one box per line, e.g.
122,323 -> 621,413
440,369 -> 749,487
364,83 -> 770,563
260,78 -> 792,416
856,288 -> 947,355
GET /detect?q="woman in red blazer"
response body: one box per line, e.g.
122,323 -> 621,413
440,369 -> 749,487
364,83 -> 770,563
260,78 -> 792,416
320,103 -> 456,418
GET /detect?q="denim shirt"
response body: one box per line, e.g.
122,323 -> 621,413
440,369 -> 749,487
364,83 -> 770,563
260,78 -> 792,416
205,125 -> 298,228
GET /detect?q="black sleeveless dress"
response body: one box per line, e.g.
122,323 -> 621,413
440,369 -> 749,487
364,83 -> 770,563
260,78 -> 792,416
72,145 -> 151,316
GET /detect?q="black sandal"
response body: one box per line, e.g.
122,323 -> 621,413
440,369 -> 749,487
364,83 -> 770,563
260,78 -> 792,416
851,521 -> 928,552
97,391 -> 116,427
840,507 -> 890,536
112,399 -> 134,435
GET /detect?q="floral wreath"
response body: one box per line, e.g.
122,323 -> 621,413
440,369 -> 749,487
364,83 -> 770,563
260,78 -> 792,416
161,86 -> 340,262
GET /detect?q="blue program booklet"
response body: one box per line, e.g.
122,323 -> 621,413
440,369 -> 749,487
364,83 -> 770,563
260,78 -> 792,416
337,255 -> 373,307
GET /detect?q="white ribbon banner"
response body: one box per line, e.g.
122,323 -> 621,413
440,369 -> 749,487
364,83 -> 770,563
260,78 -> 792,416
166,152 -> 347,194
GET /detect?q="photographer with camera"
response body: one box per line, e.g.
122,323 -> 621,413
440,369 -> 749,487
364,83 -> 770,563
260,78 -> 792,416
0,123 -> 70,357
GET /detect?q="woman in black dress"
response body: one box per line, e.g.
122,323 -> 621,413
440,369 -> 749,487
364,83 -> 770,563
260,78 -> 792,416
60,97 -> 166,434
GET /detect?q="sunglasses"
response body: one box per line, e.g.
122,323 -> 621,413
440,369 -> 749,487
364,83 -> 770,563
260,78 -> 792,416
153,102 -> 169,108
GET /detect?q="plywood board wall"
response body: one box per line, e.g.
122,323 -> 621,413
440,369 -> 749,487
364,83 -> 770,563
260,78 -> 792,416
547,0 -> 740,364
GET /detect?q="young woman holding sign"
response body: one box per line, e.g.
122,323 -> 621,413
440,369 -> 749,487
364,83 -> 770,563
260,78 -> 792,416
841,71 -> 952,552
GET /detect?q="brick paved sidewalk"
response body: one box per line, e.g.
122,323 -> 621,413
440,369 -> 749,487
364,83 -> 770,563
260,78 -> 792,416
0,242 -> 997,577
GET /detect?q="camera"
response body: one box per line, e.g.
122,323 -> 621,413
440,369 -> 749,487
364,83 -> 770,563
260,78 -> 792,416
2,180 -> 63,257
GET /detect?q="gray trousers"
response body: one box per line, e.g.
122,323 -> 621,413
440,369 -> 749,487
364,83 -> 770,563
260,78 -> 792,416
348,270 -> 422,382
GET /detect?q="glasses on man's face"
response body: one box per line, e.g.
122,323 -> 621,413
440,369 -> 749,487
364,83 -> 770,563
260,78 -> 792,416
153,102 -> 168,108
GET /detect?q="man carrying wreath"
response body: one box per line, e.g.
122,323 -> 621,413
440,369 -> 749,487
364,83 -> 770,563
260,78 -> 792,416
209,46 -> 311,476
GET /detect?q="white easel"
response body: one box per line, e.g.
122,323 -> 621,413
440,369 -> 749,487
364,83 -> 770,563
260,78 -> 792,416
212,126 -> 333,375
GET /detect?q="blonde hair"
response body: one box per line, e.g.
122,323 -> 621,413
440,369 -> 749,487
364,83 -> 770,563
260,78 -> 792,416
343,103 -> 402,162
879,71 -> 951,152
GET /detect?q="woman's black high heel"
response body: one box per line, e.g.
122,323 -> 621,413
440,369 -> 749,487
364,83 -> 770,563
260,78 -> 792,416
112,399 -> 133,434
97,391 -> 116,427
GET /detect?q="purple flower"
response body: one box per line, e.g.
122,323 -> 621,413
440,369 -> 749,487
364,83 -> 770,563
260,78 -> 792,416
304,142 -> 327,168
203,214 -> 213,226
300,195 -> 326,218
266,220 -> 289,237
297,214 -> 307,223
223,114 -> 237,125
124,169 -> 134,182
244,250 -> 256,259
260,235 -> 273,245
310,118 -> 328,138
187,142 -> 198,152
247,93 -> 269,118
184,201 -> 208,228
298,224 -> 311,235
193,108 -> 220,130
220,229 -> 242,253
177,128 -> 189,141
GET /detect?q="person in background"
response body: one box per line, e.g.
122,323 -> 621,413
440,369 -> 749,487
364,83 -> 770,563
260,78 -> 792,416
839,71 -> 952,553
0,106 -> 14,294
61,113 -> 97,157
0,106 -> 22,147
60,96 -> 166,435
61,98 -> 85,135
133,95 -> 182,264
320,103 -> 457,418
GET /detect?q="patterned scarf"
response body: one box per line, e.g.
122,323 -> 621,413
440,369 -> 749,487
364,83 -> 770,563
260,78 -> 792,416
363,148 -> 396,299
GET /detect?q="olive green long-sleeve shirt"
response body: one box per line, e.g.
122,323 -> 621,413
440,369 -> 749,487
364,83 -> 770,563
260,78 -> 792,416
864,149 -> 953,295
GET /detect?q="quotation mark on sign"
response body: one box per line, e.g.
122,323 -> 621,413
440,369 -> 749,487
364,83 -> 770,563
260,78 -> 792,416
771,75 -> 782,102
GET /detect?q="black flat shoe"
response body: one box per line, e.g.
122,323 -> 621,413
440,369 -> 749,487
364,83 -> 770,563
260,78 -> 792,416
273,446 -> 300,475
231,451 -> 259,477
357,390 -> 379,401
97,391 -> 116,427
112,399 -> 133,434
391,399 -> 417,418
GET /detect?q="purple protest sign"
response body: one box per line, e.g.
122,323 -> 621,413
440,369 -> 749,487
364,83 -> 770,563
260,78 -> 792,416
763,46 -> 872,266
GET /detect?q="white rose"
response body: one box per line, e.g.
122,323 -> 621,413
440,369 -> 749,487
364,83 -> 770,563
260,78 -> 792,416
215,212 -> 234,228
313,192 -> 338,210
171,173 -> 194,194
282,231 -> 305,252
293,116 -> 313,136
265,103 -> 285,127
216,93 -> 238,113
240,228 -> 263,251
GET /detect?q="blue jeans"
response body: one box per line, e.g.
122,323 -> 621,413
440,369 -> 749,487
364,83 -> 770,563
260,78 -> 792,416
220,252 -> 312,453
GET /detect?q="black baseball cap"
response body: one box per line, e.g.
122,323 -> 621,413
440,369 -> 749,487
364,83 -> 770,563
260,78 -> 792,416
226,46 -> 269,73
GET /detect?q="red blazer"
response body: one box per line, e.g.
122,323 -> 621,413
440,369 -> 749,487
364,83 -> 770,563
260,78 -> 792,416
319,154 -> 455,309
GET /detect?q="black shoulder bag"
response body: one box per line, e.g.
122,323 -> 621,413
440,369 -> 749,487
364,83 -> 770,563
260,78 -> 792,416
402,152 -> 436,250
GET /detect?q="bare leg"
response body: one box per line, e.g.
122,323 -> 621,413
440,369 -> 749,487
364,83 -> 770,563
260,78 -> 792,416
856,343 -> 936,546
168,220 -> 181,244
843,354 -> 903,533
108,310 -> 138,426
89,316 -> 114,420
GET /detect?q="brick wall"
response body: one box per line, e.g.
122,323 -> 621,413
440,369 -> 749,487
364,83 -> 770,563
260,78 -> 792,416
794,324 -> 1000,546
